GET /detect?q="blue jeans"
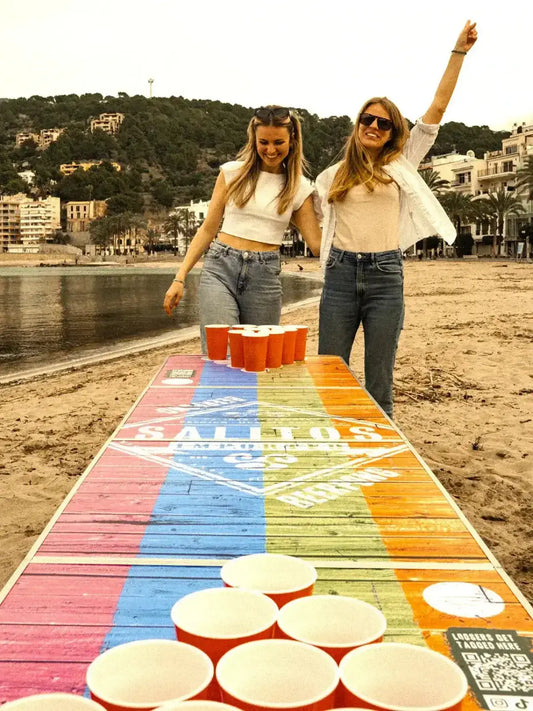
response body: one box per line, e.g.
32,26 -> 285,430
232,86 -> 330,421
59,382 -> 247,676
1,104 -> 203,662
197,240 -> 282,351
318,247 -> 404,418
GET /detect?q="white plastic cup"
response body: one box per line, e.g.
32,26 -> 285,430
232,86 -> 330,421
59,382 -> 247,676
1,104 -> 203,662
1,695 -> 105,710
216,639 -> 339,711
338,642 -> 469,711
171,587 -> 278,663
86,639 -> 214,711
221,553 -> 317,607
276,594 -> 386,662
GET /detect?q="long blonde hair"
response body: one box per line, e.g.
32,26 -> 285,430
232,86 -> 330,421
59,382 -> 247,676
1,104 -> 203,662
329,97 -> 409,203
225,107 -> 306,215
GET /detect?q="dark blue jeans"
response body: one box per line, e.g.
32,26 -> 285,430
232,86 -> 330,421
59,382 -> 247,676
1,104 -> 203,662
318,247 -> 404,418
198,240 -> 282,351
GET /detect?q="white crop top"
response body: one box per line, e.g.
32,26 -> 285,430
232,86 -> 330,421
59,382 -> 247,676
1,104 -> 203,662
219,161 -> 314,245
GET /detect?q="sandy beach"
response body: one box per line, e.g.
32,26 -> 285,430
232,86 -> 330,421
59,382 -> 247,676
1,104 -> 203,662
0,258 -> 532,602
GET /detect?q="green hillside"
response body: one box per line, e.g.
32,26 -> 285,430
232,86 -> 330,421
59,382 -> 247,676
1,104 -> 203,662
0,93 -> 509,213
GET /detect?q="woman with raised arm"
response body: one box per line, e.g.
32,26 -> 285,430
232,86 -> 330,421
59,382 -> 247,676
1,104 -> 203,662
316,21 -> 478,418
163,107 -> 321,348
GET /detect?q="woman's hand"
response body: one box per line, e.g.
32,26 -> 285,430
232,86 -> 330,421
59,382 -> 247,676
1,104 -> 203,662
422,19 -> 478,125
454,20 -> 478,53
163,281 -> 184,316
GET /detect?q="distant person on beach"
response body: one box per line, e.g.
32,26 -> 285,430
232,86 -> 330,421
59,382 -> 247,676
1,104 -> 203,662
316,21 -> 478,418
163,107 -> 321,348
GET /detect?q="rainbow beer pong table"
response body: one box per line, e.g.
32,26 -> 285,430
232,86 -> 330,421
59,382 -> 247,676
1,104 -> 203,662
0,355 -> 532,706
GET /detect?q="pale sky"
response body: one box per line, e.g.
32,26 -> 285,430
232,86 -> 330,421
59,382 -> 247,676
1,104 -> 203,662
1,0 -> 531,131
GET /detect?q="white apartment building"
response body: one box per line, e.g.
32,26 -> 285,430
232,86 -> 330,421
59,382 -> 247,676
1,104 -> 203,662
175,199 -> 209,223
420,120 -> 533,255
19,197 -> 61,252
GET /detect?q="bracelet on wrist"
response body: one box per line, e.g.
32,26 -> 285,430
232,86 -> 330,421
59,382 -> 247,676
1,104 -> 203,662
451,49 -> 467,55
173,278 -> 184,285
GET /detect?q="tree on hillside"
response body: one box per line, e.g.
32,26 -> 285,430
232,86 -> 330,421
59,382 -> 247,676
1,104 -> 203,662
478,189 -> 526,256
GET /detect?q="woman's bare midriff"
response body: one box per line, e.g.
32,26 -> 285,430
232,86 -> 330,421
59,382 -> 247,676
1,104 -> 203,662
217,232 -> 280,252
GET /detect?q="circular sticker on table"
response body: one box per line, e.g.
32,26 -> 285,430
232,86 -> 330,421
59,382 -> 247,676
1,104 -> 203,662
161,378 -> 194,385
423,582 -> 505,618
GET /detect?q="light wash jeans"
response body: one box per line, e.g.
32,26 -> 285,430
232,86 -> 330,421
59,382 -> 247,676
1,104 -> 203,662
197,240 -> 282,351
318,247 -> 404,418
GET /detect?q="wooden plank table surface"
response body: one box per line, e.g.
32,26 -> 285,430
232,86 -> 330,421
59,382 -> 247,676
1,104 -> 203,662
1,355 -> 532,707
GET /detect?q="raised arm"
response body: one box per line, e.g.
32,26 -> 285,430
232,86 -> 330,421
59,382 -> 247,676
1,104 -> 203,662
163,172 -> 226,316
422,20 -> 478,125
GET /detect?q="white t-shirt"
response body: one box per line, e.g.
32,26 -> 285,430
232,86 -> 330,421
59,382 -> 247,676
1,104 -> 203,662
220,161 -> 314,245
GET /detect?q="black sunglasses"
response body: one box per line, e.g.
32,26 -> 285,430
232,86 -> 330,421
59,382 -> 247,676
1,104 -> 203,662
360,113 -> 394,131
254,106 -> 291,123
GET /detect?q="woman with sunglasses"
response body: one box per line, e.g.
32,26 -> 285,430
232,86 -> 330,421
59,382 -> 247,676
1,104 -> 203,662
316,21 -> 477,419
163,106 -> 320,346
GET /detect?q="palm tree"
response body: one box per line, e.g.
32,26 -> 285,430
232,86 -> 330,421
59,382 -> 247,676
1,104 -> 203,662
174,207 -> 197,252
145,228 -> 160,255
419,168 -> 450,194
516,156 -> 533,200
418,169 -> 450,256
163,213 -> 182,256
164,209 -> 197,255
108,212 -> 133,254
478,189 -> 526,256
89,216 -> 114,255
439,192 -> 474,256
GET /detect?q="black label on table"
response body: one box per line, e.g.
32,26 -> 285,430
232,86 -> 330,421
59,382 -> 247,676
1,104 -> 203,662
446,628 -> 533,711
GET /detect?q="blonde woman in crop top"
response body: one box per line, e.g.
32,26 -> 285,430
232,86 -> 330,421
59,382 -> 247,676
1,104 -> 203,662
163,106 -> 321,348
317,21 -> 478,418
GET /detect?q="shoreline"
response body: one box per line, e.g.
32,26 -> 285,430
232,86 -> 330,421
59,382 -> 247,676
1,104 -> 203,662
0,260 -> 531,604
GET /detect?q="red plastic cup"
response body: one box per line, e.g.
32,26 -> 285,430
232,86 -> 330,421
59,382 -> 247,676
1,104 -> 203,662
171,587 -> 278,664
276,595 -> 386,662
242,331 -> 269,372
86,639 -> 214,711
228,330 -> 245,368
265,327 -> 285,369
155,703 -> 242,711
293,325 -> 308,361
216,639 -> 339,711
1,695 -> 105,710
205,325 -> 230,360
338,643 -> 468,711
221,553 -> 317,608
281,326 -> 298,365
